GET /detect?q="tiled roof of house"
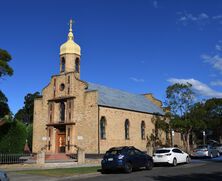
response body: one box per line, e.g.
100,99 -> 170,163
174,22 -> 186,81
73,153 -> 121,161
86,82 -> 164,115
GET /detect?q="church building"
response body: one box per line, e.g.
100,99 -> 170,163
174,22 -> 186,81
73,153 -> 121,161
32,20 -> 167,156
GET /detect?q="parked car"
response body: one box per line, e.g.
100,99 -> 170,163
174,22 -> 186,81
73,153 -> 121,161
153,147 -> 190,166
101,146 -> 153,173
0,170 -> 9,181
191,145 -> 220,158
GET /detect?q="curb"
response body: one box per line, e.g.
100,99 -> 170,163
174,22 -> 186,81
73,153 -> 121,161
57,172 -> 102,180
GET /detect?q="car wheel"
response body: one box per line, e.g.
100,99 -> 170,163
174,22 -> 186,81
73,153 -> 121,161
210,153 -> 213,158
145,160 -> 153,170
124,162 -> 133,173
186,156 -> 190,164
172,158 -> 177,166
101,169 -> 109,174
217,152 -> 220,157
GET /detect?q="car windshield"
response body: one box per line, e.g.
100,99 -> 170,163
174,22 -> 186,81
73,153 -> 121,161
155,149 -> 170,153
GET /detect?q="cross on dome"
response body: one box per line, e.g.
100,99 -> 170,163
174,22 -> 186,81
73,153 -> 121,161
69,19 -> 74,32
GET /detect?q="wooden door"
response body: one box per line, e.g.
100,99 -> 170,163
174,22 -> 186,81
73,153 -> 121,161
56,131 -> 66,153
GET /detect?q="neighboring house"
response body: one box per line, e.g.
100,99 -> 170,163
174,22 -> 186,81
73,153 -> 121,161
32,20 -> 168,156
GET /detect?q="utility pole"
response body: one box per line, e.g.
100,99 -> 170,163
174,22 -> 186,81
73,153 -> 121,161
172,130 -> 175,147
203,131 -> 206,145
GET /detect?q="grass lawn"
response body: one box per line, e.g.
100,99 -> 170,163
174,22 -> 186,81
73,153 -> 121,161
15,166 -> 101,177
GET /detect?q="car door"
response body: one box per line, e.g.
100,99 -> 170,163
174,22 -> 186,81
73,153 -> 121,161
178,149 -> 187,163
172,149 -> 183,163
134,149 -> 147,167
127,149 -> 139,168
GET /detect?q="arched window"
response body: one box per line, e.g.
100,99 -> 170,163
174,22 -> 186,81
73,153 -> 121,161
61,57 -> 65,72
75,58 -> 80,73
141,121 -> 145,140
60,102 -> 65,122
125,119 -> 130,140
100,117 -> 106,139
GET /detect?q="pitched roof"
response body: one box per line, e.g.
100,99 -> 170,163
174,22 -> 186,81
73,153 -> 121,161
86,83 -> 164,115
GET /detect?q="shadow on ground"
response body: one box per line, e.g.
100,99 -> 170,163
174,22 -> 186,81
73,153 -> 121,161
191,155 -> 222,162
98,168 -> 148,174
148,172 -> 222,181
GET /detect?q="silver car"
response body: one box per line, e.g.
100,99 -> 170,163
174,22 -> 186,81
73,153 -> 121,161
215,144 -> 222,154
0,170 -> 9,181
191,145 -> 220,158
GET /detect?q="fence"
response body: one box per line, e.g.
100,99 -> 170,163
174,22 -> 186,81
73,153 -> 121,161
0,153 -> 32,164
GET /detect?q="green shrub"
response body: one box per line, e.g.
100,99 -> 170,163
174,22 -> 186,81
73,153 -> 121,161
0,120 -> 27,153
26,124 -> 33,152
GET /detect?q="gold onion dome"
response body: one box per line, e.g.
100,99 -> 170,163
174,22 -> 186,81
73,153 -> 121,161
60,19 -> 81,55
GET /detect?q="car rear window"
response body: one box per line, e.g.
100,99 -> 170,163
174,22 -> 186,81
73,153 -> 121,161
155,149 -> 170,153
106,149 -> 123,155
196,146 -> 207,149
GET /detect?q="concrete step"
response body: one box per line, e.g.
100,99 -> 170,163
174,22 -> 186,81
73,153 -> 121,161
45,153 -> 70,160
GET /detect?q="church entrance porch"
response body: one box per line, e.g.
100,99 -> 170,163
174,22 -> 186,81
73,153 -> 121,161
46,122 -> 75,154
55,126 -> 66,153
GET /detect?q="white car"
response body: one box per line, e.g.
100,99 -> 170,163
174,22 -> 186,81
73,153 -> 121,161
153,147 -> 190,166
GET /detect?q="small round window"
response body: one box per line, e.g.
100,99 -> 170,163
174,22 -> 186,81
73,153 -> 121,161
60,83 -> 65,91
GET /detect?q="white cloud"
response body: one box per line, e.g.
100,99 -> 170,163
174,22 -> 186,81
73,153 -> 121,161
215,44 -> 222,51
178,12 -> 209,24
153,0 -> 158,8
168,78 -> 222,98
211,80 -> 222,86
213,15 -> 222,19
199,13 -> 209,19
177,12 -> 222,27
209,73 -> 217,77
201,54 -> 222,73
130,77 -> 145,83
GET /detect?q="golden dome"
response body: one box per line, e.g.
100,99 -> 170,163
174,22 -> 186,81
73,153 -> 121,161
60,20 -> 81,55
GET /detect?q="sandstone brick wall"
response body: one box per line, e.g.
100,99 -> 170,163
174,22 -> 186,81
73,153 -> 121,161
174,132 -> 183,147
98,107 -> 158,153
33,98 -> 45,153
143,93 -> 162,108
75,90 -> 99,154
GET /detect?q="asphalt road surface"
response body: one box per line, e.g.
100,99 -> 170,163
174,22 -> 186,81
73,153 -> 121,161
7,157 -> 222,181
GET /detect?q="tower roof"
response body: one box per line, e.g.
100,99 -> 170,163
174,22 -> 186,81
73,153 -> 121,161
60,19 -> 81,55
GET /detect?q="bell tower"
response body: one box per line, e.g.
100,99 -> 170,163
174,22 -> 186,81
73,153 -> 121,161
60,19 -> 81,78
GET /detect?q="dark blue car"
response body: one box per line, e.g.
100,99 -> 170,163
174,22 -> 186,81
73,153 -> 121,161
101,146 -> 153,173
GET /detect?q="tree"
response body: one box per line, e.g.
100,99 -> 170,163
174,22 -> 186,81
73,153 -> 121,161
0,48 -> 13,78
146,115 -> 169,154
26,124 -> 33,152
200,98 -> 222,142
0,117 -> 27,153
13,92 -> 40,152
166,83 -> 194,116
0,49 -> 13,118
0,90 -> 10,118
14,92 -> 40,124
166,83 -> 200,152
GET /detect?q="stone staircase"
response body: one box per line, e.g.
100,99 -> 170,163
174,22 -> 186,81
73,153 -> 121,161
45,153 -> 71,160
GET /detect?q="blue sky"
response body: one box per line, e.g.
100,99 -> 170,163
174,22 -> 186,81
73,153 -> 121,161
1,0 -> 222,114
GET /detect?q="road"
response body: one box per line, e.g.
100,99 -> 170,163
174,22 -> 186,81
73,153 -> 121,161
7,157 -> 222,181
